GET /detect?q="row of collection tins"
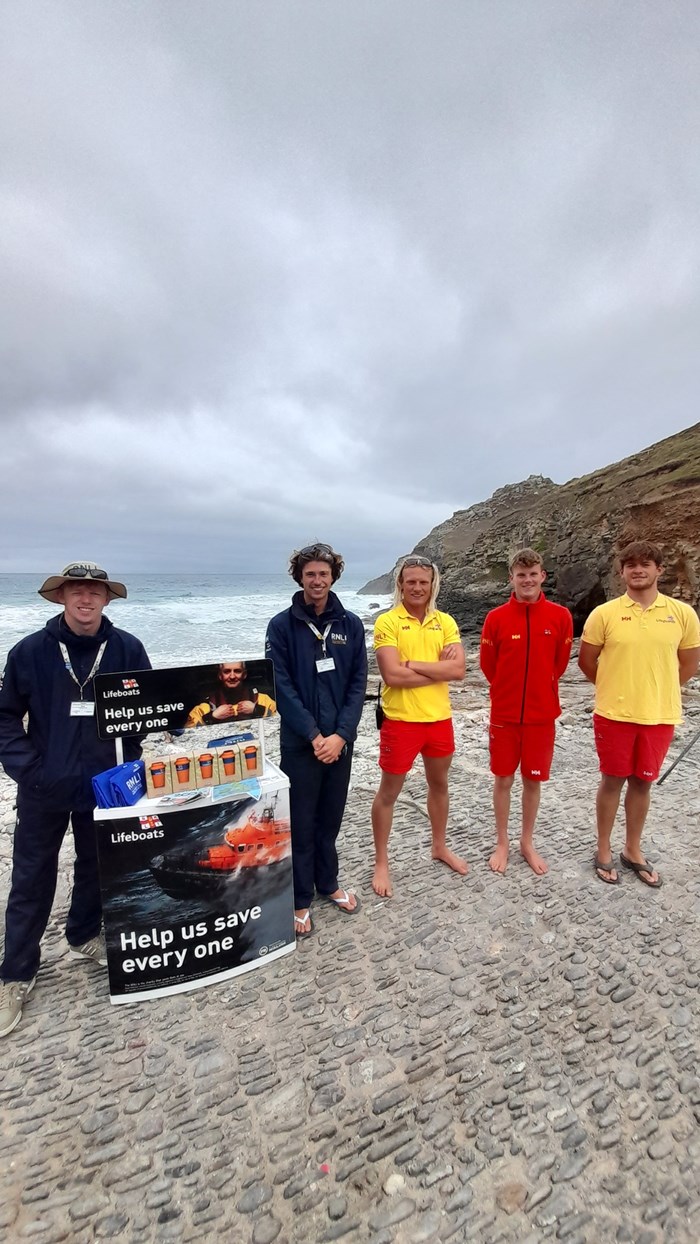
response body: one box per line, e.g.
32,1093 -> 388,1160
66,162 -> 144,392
144,741 -> 262,798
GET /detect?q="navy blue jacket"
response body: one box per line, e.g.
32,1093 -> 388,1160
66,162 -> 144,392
265,591 -> 367,749
0,614 -> 151,809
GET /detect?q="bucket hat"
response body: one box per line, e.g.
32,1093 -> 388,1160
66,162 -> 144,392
38,562 -> 127,604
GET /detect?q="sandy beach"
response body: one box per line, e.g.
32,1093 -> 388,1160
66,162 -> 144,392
1,647 -> 699,1242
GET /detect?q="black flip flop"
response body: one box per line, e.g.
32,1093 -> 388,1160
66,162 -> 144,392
593,855 -> 620,885
620,853 -> 662,888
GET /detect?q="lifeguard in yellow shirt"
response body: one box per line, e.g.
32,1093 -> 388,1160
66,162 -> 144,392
371,556 -> 467,898
579,541 -> 700,888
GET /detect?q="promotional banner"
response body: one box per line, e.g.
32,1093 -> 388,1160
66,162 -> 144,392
95,773 -> 294,1002
94,659 -> 277,738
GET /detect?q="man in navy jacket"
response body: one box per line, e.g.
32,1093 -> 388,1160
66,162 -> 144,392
265,543 -> 367,939
0,562 -> 150,1036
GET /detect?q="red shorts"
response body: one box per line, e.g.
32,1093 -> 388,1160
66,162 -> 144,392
379,718 -> 455,775
593,714 -> 674,781
489,721 -> 556,781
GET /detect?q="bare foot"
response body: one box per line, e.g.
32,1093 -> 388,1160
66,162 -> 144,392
372,863 -> 393,897
520,841 -> 548,875
488,843 -> 509,873
432,846 -> 469,876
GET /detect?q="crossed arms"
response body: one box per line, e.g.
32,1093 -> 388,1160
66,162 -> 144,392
376,642 -> 465,687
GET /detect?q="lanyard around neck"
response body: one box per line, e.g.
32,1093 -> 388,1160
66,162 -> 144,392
59,641 -> 107,700
306,620 -> 332,655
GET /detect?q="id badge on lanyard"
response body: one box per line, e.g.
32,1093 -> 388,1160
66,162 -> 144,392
60,639 -> 107,712
70,701 -> 95,717
308,620 -> 335,673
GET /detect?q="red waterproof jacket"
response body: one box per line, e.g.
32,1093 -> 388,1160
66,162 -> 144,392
480,594 -> 573,724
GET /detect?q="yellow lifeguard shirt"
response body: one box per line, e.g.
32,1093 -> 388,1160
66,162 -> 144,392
373,605 -> 460,722
581,593 -> 700,724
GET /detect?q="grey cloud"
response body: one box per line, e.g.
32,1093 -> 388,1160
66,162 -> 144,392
0,1 -> 698,572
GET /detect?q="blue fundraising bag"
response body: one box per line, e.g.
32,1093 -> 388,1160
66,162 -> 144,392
92,760 -> 146,810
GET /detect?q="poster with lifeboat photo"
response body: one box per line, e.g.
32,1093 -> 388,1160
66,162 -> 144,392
92,660 -> 293,1003
95,767 -> 294,1002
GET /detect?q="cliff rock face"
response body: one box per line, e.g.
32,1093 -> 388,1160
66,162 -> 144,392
361,423 -> 700,634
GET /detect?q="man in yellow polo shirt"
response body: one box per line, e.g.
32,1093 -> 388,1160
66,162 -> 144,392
371,555 -> 467,897
579,540 -> 700,888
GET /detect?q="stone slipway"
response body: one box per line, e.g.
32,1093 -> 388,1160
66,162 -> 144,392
1,674 -> 699,1243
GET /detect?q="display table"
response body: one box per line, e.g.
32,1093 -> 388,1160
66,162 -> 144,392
95,762 -> 293,1003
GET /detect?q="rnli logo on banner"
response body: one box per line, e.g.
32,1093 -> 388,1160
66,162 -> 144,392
139,814 -> 163,831
122,678 -> 140,689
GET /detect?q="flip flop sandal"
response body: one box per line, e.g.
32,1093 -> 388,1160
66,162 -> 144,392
323,889 -> 361,915
593,855 -> 620,885
620,853 -> 662,888
294,911 -> 313,939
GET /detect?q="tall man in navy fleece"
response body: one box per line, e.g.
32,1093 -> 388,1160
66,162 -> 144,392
0,562 -> 150,1036
265,544 -> 367,939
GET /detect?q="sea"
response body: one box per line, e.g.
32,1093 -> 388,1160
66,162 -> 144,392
0,574 -> 393,668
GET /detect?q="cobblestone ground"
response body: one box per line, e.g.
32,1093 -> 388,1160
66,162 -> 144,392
2,683 -> 700,1243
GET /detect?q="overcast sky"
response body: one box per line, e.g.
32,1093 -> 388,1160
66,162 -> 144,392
1,1 -> 698,577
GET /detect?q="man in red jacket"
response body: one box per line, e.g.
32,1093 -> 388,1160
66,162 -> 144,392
480,549 -> 573,875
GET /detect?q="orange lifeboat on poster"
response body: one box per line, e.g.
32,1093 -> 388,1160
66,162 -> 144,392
148,797 -> 291,899
219,800 -> 291,867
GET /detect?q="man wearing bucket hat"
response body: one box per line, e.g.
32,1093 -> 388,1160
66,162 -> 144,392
0,562 -> 150,1036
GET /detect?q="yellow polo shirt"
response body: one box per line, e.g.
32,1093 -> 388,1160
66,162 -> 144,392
581,593 -> 700,724
374,605 -> 460,722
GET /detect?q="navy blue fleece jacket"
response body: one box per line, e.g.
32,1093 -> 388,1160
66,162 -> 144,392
0,614 -> 151,808
265,591 -> 367,748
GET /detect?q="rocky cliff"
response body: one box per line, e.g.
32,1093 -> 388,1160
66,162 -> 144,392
361,423 -> 700,634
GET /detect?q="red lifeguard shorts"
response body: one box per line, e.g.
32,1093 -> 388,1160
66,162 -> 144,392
489,721 -> 556,781
593,714 -> 674,781
379,718 -> 454,775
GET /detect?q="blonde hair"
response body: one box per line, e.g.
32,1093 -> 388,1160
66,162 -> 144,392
394,557 -> 441,614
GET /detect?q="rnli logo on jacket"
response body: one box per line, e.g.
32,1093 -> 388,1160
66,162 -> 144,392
658,617 -> 677,624
330,632 -> 347,644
